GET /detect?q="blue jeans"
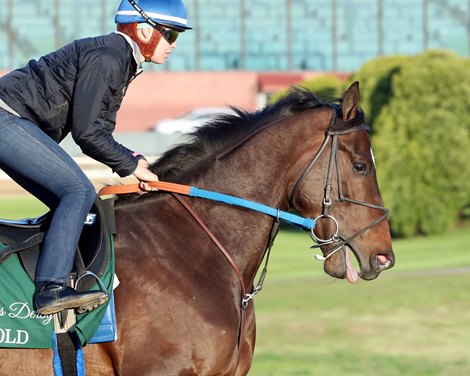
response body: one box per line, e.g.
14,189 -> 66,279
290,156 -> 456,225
0,109 -> 96,284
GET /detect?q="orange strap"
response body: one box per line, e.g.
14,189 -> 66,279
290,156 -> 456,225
98,181 -> 191,197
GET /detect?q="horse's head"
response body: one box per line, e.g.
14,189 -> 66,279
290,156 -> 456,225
290,82 -> 395,282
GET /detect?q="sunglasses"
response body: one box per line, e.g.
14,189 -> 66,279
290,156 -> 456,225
127,0 -> 179,44
155,25 -> 179,44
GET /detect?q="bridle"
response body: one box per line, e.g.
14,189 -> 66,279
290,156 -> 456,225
289,105 -> 389,261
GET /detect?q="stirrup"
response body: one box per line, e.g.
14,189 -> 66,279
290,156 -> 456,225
75,270 -> 108,293
74,271 -> 109,314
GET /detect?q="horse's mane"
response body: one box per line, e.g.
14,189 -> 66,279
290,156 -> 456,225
150,87 -> 328,182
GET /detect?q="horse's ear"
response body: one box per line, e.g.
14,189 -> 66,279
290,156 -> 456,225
341,81 -> 360,121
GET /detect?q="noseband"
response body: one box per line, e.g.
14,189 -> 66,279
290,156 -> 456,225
290,106 -> 389,261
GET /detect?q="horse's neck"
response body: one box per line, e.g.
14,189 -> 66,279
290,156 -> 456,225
115,109 -> 329,292
185,119 -> 313,286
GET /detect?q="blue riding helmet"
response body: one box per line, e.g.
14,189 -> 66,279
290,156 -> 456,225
115,0 -> 192,31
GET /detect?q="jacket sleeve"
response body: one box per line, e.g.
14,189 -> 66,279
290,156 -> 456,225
70,48 -> 139,177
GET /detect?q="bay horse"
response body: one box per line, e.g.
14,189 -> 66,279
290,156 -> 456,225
0,82 -> 394,375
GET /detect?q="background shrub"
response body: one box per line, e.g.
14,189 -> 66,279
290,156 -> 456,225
270,74 -> 344,103
354,50 -> 470,236
286,50 -> 470,237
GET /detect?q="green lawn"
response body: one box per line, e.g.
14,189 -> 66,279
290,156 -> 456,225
0,197 -> 48,219
251,228 -> 470,376
1,198 -> 469,375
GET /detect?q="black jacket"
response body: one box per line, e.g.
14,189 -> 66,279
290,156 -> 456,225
0,33 -> 142,177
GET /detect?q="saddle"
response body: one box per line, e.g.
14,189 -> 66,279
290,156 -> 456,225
0,197 -> 116,292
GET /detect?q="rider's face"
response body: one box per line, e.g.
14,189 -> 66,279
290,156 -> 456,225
137,27 -> 177,64
150,34 -> 176,64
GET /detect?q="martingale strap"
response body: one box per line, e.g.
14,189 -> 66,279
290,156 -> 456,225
99,182 -> 316,230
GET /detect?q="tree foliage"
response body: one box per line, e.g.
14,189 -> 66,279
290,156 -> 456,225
270,74 -> 344,104
353,50 -> 470,236
277,51 -> 470,237
349,55 -> 408,129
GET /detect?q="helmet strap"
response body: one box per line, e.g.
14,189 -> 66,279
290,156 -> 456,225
117,23 -> 162,62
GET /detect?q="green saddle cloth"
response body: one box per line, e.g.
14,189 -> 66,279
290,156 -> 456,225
0,239 -> 115,349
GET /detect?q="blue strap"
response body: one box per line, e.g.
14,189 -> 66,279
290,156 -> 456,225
76,346 -> 85,376
189,187 -> 315,230
52,331 -> 86,376
52,332 -> 63,376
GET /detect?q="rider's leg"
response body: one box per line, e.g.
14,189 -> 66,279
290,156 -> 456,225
0,109 -> 108,314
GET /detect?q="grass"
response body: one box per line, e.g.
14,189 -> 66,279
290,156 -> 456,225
250,227 -> 470,375
0,197 -> 47,219
1,198 -> 469,375
252,271 -> 470,375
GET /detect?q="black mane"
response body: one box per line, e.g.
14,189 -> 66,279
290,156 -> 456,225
150,87 -> 328,182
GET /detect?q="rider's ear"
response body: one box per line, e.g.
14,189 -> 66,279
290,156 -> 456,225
137,27 -> 154,42
341,81 -> 360,121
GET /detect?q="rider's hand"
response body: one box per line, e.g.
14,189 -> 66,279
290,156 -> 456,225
133,158 -> 159,192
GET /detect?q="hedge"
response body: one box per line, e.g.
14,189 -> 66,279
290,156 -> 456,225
278,50 -> 470,237
364,50 -> 470,236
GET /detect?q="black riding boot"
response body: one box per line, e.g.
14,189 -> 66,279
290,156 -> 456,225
34,281 -> 108,315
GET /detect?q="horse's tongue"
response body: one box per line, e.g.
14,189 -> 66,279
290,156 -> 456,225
377,254 -> 389,264
344,248 -> 359,284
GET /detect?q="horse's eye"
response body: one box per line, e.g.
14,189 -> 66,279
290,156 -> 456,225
353,162 -> 367,175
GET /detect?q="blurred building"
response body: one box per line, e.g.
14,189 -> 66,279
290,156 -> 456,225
0,0 -> 468,131
0,0 -> 468,71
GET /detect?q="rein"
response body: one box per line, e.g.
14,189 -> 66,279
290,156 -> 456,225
99,182 -> 315,230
